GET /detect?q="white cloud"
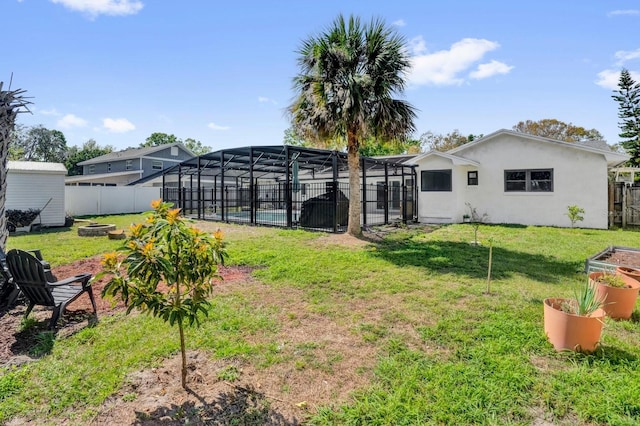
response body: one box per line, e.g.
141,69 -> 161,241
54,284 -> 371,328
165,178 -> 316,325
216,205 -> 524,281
596,69 -> 640,89
408,37 -> 510,86
615,48 -> 640,65
258,96 -> 277,105
50,0 -> 143,17
39,108 -> 61,116
469,60 -> 514,79
208,122 -> 230,131
607,9 -> 640,17
103,117 -> 135,133
57,113 -> 87,128
392,19 -> 406,27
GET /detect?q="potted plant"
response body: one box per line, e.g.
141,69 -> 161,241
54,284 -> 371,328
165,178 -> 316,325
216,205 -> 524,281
616,266 -> 640,283
589,270 -> 640,320
543,279 -> 606,353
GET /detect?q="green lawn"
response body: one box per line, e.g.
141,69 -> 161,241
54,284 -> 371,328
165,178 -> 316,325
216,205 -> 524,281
2,219 -> 640,425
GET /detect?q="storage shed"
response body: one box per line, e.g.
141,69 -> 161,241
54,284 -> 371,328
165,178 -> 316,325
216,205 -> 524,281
7,161 -> 67,227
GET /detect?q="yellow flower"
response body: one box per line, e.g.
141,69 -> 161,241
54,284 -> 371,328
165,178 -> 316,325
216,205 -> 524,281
101,252 -> 118,269
127,240 -> 138,250
142,242 -> 155,257
151,199 -> 162,210
166,208 -> 181,224
213,229 -> 224,241
129,223 -> 144,237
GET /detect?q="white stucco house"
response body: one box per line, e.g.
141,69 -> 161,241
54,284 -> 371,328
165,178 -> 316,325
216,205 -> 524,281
407,129 -> 629,229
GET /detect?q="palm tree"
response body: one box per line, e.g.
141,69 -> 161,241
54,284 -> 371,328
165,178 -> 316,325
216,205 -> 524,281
289,15 -> 416,236
0,80 -> 31,250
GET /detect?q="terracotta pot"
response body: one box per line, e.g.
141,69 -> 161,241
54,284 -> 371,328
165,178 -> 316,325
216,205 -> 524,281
616,266 -> 640,283
590,271 -> 640,320
543,298 -> 604,353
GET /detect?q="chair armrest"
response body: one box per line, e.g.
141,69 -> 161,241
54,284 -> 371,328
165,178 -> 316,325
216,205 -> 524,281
27,249 -> 44,261
50,273 -> 92,288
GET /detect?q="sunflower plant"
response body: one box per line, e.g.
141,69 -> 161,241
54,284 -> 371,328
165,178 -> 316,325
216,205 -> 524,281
99,199 -> 226,389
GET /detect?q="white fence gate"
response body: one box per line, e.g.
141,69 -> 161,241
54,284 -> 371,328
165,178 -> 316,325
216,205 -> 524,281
65,186 -> 161,216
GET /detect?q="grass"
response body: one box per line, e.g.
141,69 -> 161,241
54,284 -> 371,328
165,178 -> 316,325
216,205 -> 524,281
2,220 -> 640,424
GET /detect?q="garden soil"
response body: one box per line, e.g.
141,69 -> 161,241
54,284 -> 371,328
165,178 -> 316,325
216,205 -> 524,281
0,230 -> 381,425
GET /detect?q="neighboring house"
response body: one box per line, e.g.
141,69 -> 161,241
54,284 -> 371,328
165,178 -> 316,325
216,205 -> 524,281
7,161 -> 67,227
65,143 -> 195,186
407,129 -> 629,229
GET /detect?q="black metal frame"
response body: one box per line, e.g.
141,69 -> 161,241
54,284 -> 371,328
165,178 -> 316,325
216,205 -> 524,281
161,145 -> 417,233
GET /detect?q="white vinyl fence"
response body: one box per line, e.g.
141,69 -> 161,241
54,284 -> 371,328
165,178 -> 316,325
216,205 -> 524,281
65,186 -> 161,216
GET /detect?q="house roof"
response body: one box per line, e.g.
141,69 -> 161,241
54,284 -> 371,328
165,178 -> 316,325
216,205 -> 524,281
405,150 -> 480,167
77,142 -> 195,166
8,161 -> 67,174
447,129 -> 629,166
65,170 -> 142,184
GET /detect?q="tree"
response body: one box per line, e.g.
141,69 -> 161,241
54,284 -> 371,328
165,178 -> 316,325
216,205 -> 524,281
512,119 -> 604,142
65,139 -> 114,176
612,69 -> 640,166
10,125 -> 68,162
183,138 -> 211,156
419,130 -> 477,152
100,200 -> 227,389
141,132 -> 211,156
359,137 -> 421,156
289,15 -> 416,236
0,81 -> 31,250
141,132 -> 179,147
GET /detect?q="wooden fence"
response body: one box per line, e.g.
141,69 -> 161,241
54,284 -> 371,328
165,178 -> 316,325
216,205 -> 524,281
610,181 -> 640,227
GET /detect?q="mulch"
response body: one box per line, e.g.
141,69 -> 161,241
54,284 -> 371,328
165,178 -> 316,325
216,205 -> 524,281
0,256 -> 252,366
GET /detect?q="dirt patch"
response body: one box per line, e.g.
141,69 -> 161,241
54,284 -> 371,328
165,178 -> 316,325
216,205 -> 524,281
595,248 -> 640,268
1,253 -> 379,425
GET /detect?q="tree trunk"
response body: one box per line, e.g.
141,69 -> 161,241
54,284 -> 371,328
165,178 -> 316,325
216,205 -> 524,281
0,83 -> 29,251
346,131 -> 362,237
179,318 -> 187,389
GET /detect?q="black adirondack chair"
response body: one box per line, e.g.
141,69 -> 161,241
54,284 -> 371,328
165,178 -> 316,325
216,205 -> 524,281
5,249 -> 97,329
0,249 -> 57,309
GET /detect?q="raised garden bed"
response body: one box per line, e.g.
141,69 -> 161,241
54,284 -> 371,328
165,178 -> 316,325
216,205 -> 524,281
585,246 -> 640,273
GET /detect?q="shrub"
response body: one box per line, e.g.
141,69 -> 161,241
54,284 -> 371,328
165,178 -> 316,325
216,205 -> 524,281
99,199 -> 227,388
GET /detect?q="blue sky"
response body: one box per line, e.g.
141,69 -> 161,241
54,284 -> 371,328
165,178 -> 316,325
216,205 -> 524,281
5,0 -> 640,152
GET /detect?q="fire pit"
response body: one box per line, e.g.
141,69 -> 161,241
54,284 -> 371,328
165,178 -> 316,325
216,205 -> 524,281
77,223 -> 117,237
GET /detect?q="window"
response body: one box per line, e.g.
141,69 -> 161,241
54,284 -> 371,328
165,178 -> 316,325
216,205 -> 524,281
421,169 -> 452,192
152,160 -> 163,170
171,146 -> 179,156
88,165 -> 95,174
504,169 -> 553,192
125,160 -> 132,170
468,171 -> 478,186
107,163 -> 112,172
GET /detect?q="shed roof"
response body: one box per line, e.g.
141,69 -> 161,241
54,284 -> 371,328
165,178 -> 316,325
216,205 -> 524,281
8,161 -> 67,174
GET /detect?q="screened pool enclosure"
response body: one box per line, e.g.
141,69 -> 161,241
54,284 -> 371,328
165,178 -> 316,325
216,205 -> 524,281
161,146 -> 417,233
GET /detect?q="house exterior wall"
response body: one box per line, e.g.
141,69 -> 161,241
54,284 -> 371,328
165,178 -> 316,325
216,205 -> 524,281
82,158 -> 141,175
415,134 -> 609,229
80,145 -> 194,182
7,169 -> 66,227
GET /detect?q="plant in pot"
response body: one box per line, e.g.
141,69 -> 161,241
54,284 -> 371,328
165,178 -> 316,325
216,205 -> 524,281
616,266 -> 640,283
589,270 -> 640,320
543,279 -> 606,353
